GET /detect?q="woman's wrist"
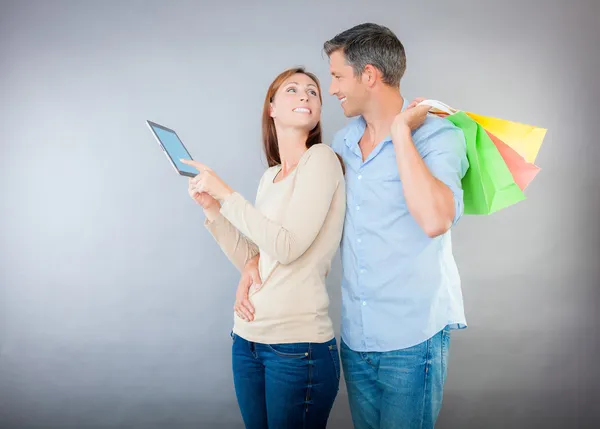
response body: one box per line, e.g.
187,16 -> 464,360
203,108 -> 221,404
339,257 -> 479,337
203,201 -> 222,221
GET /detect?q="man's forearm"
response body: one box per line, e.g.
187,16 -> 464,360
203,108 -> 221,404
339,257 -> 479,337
392,125 -> 455,237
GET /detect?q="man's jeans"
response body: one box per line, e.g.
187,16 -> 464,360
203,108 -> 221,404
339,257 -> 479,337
341,326 -> 451,429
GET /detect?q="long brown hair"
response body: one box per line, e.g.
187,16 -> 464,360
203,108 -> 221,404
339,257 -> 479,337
261,67 -> 344,173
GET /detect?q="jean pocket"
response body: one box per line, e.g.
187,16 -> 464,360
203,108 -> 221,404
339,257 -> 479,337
266,343 -> 309,359
230,330 -> 236,343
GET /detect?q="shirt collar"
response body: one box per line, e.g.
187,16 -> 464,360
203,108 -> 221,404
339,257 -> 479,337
343,96 -> 410,149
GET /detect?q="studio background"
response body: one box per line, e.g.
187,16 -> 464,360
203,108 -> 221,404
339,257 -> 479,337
1,0 -> 599,428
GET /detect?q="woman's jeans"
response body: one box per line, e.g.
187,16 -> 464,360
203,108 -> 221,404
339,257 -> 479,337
231,332 -> 340,429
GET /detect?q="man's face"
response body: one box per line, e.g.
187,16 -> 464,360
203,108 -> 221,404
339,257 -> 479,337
328,50 -> 368,118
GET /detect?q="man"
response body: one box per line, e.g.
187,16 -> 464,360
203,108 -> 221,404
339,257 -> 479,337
234,23 -> 469,428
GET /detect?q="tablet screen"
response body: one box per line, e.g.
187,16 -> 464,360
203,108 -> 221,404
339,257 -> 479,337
149,123 -> 198,177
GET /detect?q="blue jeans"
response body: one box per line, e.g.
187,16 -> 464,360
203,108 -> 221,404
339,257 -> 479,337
341,326 -> 451,429
231,332 -> 340,429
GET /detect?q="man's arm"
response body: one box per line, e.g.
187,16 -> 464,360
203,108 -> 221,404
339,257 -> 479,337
391,106 -> 468,237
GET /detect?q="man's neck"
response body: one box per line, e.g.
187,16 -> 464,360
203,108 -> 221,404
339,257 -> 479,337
362,89 -> 405,147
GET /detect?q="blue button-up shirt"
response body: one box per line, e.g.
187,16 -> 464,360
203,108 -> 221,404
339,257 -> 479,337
332,99 -> 470,352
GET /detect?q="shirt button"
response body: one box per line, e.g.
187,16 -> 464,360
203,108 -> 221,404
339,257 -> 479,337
358,175 -> 362,180
362,301 -> 367,306
357,238 -> 362,244
360,269 -> 365,274
356,206 -> 360,211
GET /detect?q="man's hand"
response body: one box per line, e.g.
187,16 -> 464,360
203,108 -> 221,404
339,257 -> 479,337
234,254 -> 262,321
391,97 -> 431,138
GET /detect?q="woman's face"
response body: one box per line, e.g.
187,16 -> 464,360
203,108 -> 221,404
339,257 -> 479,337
270,73 -> 321,132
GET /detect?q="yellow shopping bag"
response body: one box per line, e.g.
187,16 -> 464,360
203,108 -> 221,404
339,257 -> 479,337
465,112 -> 547,164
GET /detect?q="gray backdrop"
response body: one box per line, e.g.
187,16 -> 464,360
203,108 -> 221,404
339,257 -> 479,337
1,0 -> 599,428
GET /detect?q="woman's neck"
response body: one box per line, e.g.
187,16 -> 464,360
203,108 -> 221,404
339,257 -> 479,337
276,127 -> 309,175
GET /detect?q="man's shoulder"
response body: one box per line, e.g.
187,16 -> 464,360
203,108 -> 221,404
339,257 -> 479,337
413,114 -> 462,142
412,114 -> 467,159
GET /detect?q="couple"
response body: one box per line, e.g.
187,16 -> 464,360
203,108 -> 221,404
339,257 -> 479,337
183,23 -> 469,429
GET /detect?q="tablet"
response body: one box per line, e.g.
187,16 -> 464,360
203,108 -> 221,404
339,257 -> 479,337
146,120 -> 198,178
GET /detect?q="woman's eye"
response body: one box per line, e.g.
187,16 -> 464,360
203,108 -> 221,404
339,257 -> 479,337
286,87 -> 296,93
309,90 -> 318,96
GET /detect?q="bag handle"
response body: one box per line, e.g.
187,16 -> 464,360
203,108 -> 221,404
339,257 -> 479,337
417,99 -> 459,115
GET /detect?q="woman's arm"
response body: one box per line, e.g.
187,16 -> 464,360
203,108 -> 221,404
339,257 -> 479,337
202,174 -> 270,272
219,145 -> 343,265
186,172 -> 261,273
204,210 -> 259,272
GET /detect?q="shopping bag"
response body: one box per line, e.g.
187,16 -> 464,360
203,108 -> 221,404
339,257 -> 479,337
420,100 -> 543,191
466,112 -> 546,163
418,100 -> 528,214
485,130 -> 540,191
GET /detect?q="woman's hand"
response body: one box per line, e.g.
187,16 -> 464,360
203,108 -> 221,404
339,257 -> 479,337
187,178 -> 219,209
234,255 -> 261,322
181,159 -> 234,202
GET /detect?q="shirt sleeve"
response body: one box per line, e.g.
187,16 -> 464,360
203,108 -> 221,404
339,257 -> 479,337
203,173 -> 269,271
204,215 -> 259,272
418,121 -> 469,226
219,145 -> 343,265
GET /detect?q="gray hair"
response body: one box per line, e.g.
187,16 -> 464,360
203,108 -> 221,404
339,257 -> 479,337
323,23 -> 406,87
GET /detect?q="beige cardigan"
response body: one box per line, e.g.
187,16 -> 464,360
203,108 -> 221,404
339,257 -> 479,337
205,144 -> 346,344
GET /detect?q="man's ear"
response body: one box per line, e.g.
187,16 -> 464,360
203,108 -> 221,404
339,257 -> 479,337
363,64 -> 378,88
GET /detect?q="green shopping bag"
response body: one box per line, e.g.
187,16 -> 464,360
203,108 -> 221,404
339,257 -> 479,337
446,111 -> 526,214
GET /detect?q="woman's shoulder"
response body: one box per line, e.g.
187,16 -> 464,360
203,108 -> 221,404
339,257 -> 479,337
302,143 -> 340,165
301,143 -> 344,177
263,164 -> 281,175
259,164 -> 281,183
306,142 -> 337,156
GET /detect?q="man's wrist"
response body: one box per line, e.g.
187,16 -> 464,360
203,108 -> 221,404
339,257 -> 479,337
391,123 -> 412,147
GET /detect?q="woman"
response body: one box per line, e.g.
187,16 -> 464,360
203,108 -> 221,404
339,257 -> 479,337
181,67 -> 346,429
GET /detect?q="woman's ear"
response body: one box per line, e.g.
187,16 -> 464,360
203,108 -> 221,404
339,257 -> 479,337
269,102 -> 276,118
